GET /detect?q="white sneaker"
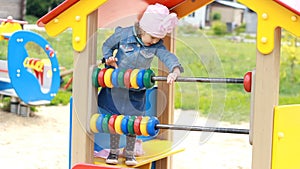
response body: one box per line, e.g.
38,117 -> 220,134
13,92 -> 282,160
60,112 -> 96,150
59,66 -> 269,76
106,153 -> 118,165
125,155 -> 138,166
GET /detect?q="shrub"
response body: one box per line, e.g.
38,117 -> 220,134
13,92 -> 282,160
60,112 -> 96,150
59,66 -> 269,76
212,21 -> 227,36
234,23 -> 246,35
212,13 -> 221,21
50,90 -> 72,105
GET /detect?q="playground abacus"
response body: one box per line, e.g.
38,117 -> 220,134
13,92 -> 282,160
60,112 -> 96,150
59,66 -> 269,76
90,113 -> 250,137
92,67 -> 252,92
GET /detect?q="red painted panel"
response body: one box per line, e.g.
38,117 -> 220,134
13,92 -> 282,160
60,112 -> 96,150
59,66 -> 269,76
145,0 -> 186,9
274,0 -> 300,15
37,0 -> 79,27
97,0 -> 186,28
97,0 -> 148,28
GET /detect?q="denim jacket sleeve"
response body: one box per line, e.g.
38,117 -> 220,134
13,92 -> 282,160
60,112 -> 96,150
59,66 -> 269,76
155,42 -> 184,73
102,27 -> 122,59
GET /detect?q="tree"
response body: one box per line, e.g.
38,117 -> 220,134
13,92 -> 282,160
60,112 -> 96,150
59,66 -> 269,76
26,0 -> 64,18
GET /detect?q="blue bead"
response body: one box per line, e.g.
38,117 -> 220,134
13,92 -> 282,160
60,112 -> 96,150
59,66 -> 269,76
111,69 -> 120,88
96,113 -> 106,133
137,69 -> 146,89
121,115 -> 129,135
147,116 -> 159,136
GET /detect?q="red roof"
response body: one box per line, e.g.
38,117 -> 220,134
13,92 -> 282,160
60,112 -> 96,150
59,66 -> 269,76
37,0 -> 79,27
274,0 -> 300,15
37,0 -> 186,27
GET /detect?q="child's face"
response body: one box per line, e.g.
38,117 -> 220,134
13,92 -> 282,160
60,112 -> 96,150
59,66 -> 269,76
141,32 -> 161,46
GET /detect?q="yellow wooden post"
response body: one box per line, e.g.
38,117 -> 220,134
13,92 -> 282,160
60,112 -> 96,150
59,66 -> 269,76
71,10 -> 98,165
251,28 -> 281,169
155,31 -> 176,169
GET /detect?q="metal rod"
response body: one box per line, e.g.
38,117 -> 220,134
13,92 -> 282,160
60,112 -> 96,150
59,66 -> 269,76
152,76 -> 244,84
156,124 -> 249,135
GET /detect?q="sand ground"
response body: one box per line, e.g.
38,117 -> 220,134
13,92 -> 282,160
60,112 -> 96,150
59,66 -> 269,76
0,104 -> 252,169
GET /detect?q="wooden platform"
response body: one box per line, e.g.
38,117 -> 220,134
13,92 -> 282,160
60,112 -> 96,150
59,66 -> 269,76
94,139 -> 185,169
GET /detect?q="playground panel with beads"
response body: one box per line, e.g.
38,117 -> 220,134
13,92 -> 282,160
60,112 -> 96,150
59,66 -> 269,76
0,16 -> 61,116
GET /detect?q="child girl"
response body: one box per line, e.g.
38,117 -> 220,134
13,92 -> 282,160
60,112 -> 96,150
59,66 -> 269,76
98,3 -> 184,166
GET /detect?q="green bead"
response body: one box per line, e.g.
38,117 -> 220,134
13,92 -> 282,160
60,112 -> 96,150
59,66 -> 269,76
143,69 -> 155,89
127,116 -> 136,135
92,67 -> 100,87
117,69 -> 126,88
102,114 -> 111,133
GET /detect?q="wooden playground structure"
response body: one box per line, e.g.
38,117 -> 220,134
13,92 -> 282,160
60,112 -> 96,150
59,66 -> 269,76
37,0 -> 300,168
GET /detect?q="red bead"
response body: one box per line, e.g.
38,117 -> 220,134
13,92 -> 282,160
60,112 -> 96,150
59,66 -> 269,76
133,116 -> 143,135
98,68 -> 107,87
243,71 -> 252,92
108,114 -> 118,134
124,69 -> 133,88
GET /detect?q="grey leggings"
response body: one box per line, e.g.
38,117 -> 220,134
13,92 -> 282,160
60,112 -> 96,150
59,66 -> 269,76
110,133 -> 136,156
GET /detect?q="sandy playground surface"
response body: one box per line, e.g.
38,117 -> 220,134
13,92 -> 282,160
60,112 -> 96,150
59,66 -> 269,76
0,104 -> 252,169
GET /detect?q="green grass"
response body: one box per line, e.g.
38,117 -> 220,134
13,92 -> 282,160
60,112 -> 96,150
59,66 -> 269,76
1,28 -> 300,123
173,30 -> 300,123
173,32 -> 255,123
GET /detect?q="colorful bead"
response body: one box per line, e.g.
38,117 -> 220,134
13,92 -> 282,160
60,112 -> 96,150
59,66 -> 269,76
111,69 -> 120,88
114,115 -> 124,135
143,69 -> 155,89
137,69 -> 146,88
117,69 -> 126,88
92,67 -> 100,87
90,113 -> 100,133
133,116 -> 143,135
130,69 -> 140,89
102,114 -> 111,133
104,68 -> 114,88
96,113 -> 106,133
140,116 -> 150,136
127,116 -> 136,135
243,71 -> 252,92
147,116 -> 159,136
124,69 -> 133,88
121,115 -> 129,134
108,114 -> 118,134
98,68 -> 107,87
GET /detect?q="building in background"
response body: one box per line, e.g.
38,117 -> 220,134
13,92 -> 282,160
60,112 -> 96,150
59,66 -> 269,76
0,0 -> 26,20
244,8 -> 257,34
179,0 -> 258,33
179,6 -> 206,29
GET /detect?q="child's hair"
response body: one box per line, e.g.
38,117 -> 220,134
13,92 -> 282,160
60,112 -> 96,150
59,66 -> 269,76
134,22 -> 143,39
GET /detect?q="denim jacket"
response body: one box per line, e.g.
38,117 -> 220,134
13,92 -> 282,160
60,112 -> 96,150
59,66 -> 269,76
102,26 -> 184,72
98,26 -> 183,116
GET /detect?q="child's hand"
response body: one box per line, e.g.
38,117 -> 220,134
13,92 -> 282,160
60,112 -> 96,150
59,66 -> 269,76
167,67 -> 181,84
106,57 -> 118,68
167,72 -> 177,84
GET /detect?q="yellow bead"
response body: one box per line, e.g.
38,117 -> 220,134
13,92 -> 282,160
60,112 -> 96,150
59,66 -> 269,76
90,113 -> 100,133
104,68 -> 114,88
140,116 -> 150,136
130,69 -> 140,89
115,115 -> 124,135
